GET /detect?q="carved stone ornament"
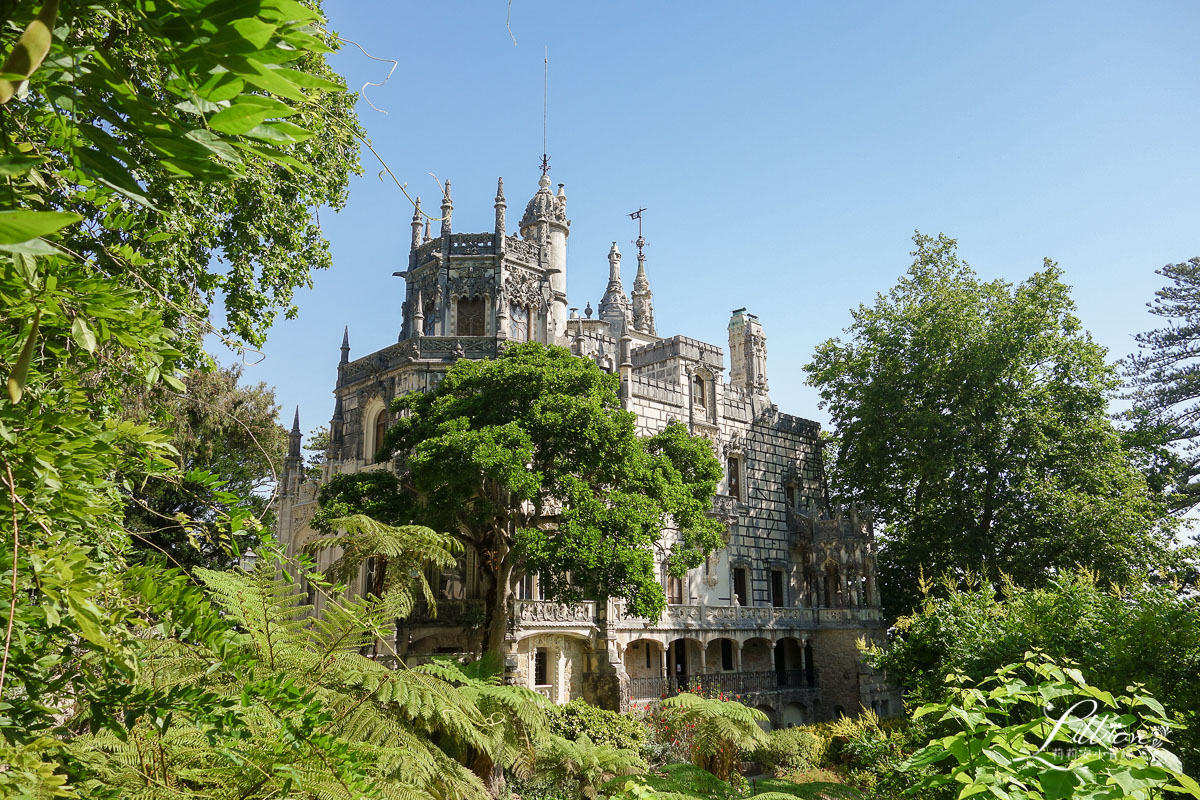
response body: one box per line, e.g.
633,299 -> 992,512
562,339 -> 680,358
504,269 -> 547,310
448,264 -> 492,300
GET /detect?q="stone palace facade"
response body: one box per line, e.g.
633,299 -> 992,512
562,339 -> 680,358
276,173 -> 898,726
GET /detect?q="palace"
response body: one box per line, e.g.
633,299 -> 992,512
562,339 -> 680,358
276,173 -> 898,725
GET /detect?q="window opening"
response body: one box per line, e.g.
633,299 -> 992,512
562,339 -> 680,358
457,297 -> 485,336
534,648 -> 549,686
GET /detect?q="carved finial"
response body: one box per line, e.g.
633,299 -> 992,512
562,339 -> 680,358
584,301 -> 593,319
423,220 -> 431,242
495,177 -> 506,203
440,181 -> 453,238
291,405 -> 301,434
412,196 -> 422,222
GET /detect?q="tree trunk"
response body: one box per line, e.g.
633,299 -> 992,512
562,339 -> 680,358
481,533 -> 513,656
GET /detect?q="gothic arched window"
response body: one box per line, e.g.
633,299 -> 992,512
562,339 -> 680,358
422,301 -> 437,336
457,297 -> 484,336
371,410 -> 388,464
509,304 -> 530,341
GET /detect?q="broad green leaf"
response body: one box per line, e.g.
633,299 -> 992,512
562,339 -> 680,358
0,154 -> 47,175
0,210 -> 81,244
70,317 -> 96,354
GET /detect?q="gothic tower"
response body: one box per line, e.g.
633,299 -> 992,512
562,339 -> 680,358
630,232 -> 655,335
598,242 -> 632,335
728,308 -> 769,397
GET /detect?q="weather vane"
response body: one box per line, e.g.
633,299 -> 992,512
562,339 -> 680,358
629,208 -> 648,258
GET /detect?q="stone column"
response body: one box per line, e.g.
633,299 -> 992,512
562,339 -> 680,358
698,641 -> 707,674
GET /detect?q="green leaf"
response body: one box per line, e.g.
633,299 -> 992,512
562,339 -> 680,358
0,154 -> 47,175
0,210 -> 82,244
71,317 -> 96,354
1039,769 -> 1079,800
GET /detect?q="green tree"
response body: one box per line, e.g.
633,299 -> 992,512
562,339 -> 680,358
0,0 -> 368,791
805,232 -> 1169,616
305,423 -> 331,481
1125,257 -> 1200,512
123,364 -> 288,569
5,3 -> 363,355
866,570 -> 1200,775
315,342 -> 725,655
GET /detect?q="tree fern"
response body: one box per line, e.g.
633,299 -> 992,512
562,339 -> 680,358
536,733 -> 645,799
658,693 -> 768,782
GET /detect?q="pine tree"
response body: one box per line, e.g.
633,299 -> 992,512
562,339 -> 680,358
1126,257 -> 1200,512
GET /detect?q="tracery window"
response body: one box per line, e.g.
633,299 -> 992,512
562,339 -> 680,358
422,301 -> 437,335
509,303 -> 530,341
457,297 -> 485,336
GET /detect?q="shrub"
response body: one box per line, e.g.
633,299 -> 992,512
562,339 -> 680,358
756,727 -> 825,773
547,699 -> 647,752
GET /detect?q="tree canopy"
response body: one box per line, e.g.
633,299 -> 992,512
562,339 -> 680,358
316,342 -> 725,654
805,233 -> 1169,616
123,364 -> 287,569
1126,257 -> 1200,512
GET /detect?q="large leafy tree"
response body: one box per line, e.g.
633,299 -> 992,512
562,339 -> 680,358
124,364 -> 288,569
5,1 -> 364,355
805,233 -> 1169,616
316,343 -> 725,655
0,0 -> 372,792
1125,257 -> 1200,512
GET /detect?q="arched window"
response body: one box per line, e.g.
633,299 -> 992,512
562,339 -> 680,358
692,374 -> 707,411
457,297 -> 485,336
422,301 -> 437,335
372,410 -> 387,463
509,304 -> 530,341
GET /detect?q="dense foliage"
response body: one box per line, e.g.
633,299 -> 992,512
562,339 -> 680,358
316,342 -> 725,654
548,698 -> 648,753
123,364 -> 287,569
805,232 -> 1170,616
903,655 -> 1200,800
866,569 -> 1200,775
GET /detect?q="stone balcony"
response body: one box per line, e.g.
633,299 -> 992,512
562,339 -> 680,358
610,600 -> 882,631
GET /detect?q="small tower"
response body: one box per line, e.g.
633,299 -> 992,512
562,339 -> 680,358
439,180 -> 453,238
520,173 -> 570,342
494,178 -> 506,244
339,325 -> 350,366
728,308 -> 769,398
631,233 -> 655,336
284,406 -> 303,493
598,242 -> 632,335
410,197 -> 423,254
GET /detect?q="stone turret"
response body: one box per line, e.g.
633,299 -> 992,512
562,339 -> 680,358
631,232 -> 655,336
283,406 -> 303,494
494,178 -> 506,245
728,308 -> 769,399
519,174 -> 570,342
598,242 -> 631,335
410,197 -> 423,255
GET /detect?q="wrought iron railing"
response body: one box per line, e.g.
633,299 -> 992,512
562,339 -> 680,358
628,669 -> 818,700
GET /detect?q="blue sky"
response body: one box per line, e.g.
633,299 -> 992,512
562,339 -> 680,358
235,1 -> 1200,437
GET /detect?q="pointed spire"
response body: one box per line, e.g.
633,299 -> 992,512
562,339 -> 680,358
598,242 -> 632,334
439,180 -> 453,238
410,197 -> 423,252
631,233 -> 656,335
288,406 -> 302,460
339,325 -> 350,364
494,177 -> 507,239
413,288 -> 425,336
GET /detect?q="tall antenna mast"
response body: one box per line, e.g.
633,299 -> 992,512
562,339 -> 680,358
540,47 -> 551,176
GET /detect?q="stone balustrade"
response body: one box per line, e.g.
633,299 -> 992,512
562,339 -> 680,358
514,599 -> 597,627
611,600 -> 881,630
